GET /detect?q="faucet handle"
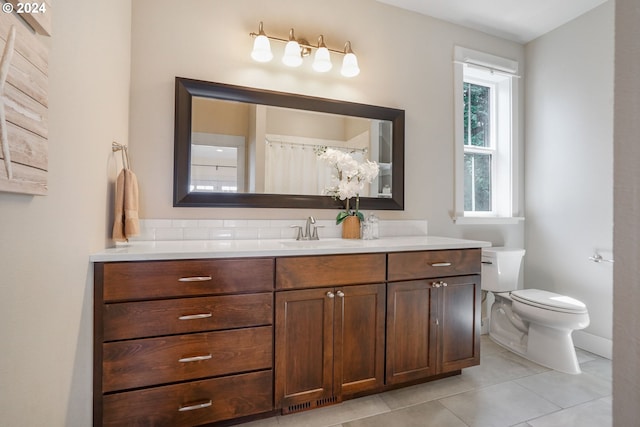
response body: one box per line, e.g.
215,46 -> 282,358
290,225 -> 304,240
311,225 -> 324,240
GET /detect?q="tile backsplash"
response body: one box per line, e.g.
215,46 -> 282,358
128,219 -> 428,242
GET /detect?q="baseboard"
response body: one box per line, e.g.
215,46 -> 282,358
573,330 -> 612,359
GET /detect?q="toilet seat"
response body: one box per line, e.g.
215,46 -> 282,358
511,289 -> 587,314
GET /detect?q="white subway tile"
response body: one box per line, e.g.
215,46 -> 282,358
211,229 -> 235,240
154,227 -> 184,241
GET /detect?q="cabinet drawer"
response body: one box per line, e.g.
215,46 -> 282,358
276,254 -> 386,289
102,370 -> 273,427
387,249 -> 480,281
103,326 -> 272,392
103,293 -> 273,341
101,258 -> 274,302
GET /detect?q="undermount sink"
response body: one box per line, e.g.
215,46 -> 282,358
279,239 -> 362,248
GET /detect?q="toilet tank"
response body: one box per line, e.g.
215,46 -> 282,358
481,247 -> 526,292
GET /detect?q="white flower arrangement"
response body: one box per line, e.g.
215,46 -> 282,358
318,148 -> 380,224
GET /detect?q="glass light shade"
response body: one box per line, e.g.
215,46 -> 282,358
282,40 -> 303,67
341,52 -> 360,77
312,47 -> 332,72
251,35 -> 273,62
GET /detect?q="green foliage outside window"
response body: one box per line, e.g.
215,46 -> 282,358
463,82 -> 492,211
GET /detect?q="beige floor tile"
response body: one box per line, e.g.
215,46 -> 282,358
439,381 -> 560,427
459,348 -> 550,389
526,397 -> 611,427
343,400 -> 468,427
580,356 -> 612,381
380,374 -> 476,410
480,335 -> 508,355
515,370 -> 611,408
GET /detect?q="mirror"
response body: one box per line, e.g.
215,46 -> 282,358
174,77 -> 404,210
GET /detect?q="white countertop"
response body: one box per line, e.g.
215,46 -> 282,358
90,236 -> 491,262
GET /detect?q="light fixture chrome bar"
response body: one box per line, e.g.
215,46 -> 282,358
250,22 -> 360,76
250,29 -> 352,56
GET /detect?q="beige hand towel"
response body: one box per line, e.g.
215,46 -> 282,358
112,169 -> 140,242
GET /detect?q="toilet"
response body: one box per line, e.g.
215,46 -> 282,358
481,247 -> 590,374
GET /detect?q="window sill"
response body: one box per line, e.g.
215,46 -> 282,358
452,216 -> 525,225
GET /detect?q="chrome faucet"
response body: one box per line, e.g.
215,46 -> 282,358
290,216 -> 321,240
305,216 -> 317,240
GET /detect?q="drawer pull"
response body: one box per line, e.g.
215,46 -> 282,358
431,262 -> 452,267
178,400 -> 213,412
178,276 -> 212,282
178,313 -> 213,320
179,354 -> 212,363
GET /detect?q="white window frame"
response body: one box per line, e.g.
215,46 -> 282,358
453,46 -> 523,224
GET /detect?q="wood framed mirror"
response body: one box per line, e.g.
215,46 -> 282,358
174,77 -> 404,210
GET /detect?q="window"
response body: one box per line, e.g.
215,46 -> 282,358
453,47 -> 522,224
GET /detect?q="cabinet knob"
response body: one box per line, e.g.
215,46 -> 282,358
336,291 -> 345,298
327,291 -> 335,298
441,281 -> 448,287
432,282 -> 441,288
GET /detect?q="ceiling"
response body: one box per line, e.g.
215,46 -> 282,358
376,0 -> 608,44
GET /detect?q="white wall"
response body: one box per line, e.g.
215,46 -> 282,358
524,2 -> 614,357
0,1 -> 131,426
613,0 -> 640,423
129,0 -> 525,248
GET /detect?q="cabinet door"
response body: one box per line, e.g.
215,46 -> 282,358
334,283 -> 386,397
386,281 -> 438,384
275,288 -> 335,413
438,275 -> 481,373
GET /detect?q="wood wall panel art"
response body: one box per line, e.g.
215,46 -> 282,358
0,1 -> 51,195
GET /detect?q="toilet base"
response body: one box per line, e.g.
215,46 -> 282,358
488,298 -> 583,375
525,323 -> 581,374
489,322 -> 582,375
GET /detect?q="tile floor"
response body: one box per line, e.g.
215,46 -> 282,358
239,336 -> 612,427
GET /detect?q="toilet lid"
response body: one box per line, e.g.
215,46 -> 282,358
511,289 -> 588,314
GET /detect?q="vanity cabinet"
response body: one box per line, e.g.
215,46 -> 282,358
386,249 -> 481,384
93,246 -> 483,425
93,258 -> 275,427
274,254 -> 386,414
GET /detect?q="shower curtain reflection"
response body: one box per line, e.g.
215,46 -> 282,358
264,137 -> 368,196
264,140 -> 331,195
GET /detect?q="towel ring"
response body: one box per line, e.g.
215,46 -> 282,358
112,141 -> 131,170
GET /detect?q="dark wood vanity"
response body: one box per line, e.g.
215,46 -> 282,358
93,247 -> 481,426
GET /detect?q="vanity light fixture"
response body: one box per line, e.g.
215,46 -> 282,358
341,41 -> 360,77
249,22 -> 360,77
312,35 -> 332,72
282,29 -> 304,67
250,22 -> 273,63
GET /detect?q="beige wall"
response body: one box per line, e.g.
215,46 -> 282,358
192,97 -> 250,136
613,0 -> 640,423
524,2 -> 614,356
129,0 -> 525,247
0,1 -> 131,426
